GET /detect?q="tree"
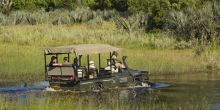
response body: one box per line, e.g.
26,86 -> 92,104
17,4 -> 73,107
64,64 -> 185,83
91,0 -> 112,10
111,0 -> 128,12
0,0 -> 13,15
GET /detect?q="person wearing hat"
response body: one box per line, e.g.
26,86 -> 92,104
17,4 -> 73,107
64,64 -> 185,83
49,56 -> 62,66
89,60 -> 97,78
111,51 -> 125,72
89,61 -> 96,69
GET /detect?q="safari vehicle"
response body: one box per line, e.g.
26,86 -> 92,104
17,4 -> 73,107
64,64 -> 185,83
44,44 -> 150,91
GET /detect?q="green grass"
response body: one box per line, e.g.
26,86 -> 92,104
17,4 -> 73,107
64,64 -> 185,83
123,49 -> 205,74
0,22 -> 218,82
0,91 -> 209,110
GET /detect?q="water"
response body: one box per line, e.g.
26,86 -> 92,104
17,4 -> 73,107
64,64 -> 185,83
0,73 -> 220,110
0,81 -> 49,92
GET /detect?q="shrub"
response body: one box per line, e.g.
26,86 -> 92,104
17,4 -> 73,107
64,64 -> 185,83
0,13 -> 7,25
147,34 -> 175,49
114,12 -> 148,34
26,13 -> 37,25
174,41 -> 192,50
0,0 -> 13,15
102,10 -> 118,20
165,1 -> 220,42
12,11 -> 26,25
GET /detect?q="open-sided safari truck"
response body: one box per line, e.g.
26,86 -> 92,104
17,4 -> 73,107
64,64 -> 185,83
44,44 -> 150,91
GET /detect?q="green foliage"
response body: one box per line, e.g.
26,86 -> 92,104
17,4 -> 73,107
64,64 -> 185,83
166,1 -> 220,42
91,0 -> 112,10
3,0 -> 217,32
148,34 -> 175,49
114,12 -> 148,33
0,0 -> 220,46
0,93 -> 210,110
0,0 -> 13,15
128,0 -> 171,29
12,0 -> 26,9
174,41 -> 192,50
127,0 -> 203,29
111,0 -> 128,11
82,0 -> 96,7
0,9 -> 118,26
11,0 -> 77,10
55,0 -> 78,10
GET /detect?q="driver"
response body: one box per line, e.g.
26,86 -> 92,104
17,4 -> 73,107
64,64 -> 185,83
111,51 -> 125,70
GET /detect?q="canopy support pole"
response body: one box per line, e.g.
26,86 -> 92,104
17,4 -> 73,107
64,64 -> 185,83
79,55 -> 82,66
110,52 -> 112,72
56,54 -> 58,63
98,53 -> 101,70
98,53 -> 101,75
44,54 -> 47,80
87,55 -> 90,72
68,53 -> 70,62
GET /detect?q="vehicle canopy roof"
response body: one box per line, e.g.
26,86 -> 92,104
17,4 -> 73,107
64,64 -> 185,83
44,44 -> 120,55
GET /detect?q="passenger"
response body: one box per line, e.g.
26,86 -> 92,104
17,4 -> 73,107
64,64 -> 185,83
111,51 -> 121,64
49,56 -> 62,66
89,61 -> 96,69
105,61 -> 118,73
73,57 -> 78,69
111,51 -> 118,61
111,51 -> 126,71
89,61 -> 97,78
63,57 -> 70,64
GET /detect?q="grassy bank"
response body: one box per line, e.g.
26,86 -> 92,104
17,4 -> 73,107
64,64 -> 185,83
0,22 -> 219,82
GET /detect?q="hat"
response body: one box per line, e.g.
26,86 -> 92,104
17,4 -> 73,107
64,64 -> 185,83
89,61 -> 94,64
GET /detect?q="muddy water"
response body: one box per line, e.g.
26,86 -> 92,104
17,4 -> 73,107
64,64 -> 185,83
0,73 -> 220,110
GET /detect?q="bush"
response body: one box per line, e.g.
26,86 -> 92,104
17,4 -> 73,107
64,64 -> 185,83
12,11 -> 26,25
0,8 -> 118,26
147,34 -> 175,49
165,1 -> 220,42
174,41 -> 192,49
0,0 -> 13,15
114,12 -> 148,34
